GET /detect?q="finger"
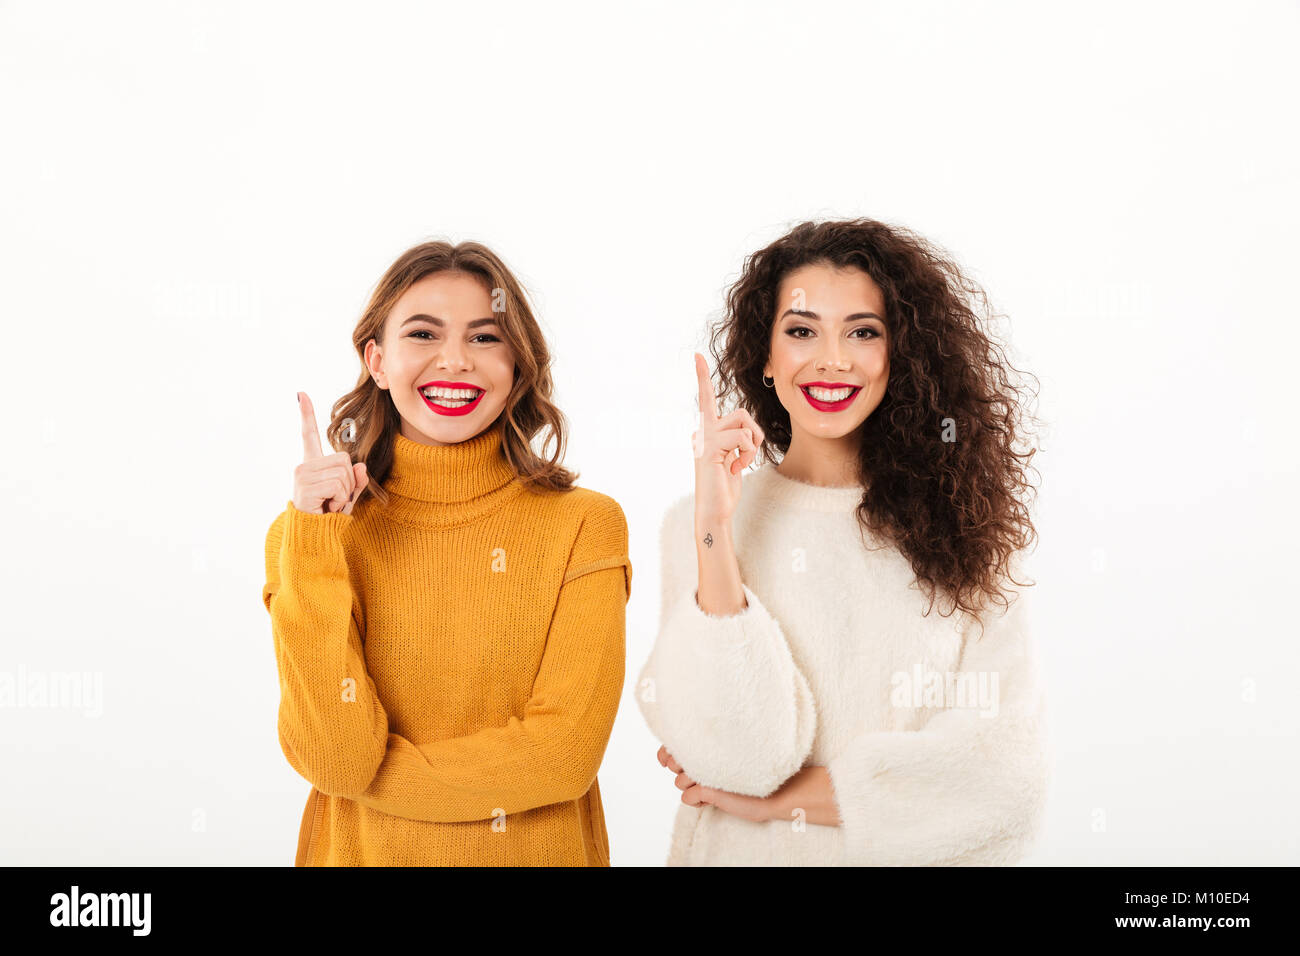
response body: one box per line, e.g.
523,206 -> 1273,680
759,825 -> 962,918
673,771 -> 696,792
681,784 -> 710,808
299,392 -> 325,461
663,751 -> 683,774
719,408 -> 765,447
324,463 -> 356,514
694,353 -> 718,423
312,453 -> 356,495
704,426 -> 755,464
322,483 -> 349,513
657,745 -> 668,767
306,472 -> 351,512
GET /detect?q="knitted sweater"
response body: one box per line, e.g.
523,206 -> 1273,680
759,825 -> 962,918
262,425 -> 631,866
635,463 -> 1049,866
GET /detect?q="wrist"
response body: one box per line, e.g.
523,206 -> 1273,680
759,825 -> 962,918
693,514 -> 733,539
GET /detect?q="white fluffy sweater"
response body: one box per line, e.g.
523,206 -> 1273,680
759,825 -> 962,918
635,462 -> 1050,866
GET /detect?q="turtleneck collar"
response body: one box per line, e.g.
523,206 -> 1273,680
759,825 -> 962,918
385,425 -> 519,504
750,461 -> 866,513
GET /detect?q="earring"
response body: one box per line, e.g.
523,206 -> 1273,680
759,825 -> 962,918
763,375 -> 774,388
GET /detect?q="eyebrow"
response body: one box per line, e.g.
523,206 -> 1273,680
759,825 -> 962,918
780,309 -> 884,322
400,314 -> 501,329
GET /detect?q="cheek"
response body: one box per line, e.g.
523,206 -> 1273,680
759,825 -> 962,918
769,341 -> 799,373
388,346 -> 421,375
488,356 -> 515,388
478,358 -> 514,396
867,346 -> 889,377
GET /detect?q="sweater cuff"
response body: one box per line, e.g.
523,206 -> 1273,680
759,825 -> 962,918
824,737 -> 887,863
280,499 -> 353,579
677,581 -> 772,639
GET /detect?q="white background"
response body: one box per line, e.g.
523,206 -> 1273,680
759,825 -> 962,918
1,0 -> 1296,866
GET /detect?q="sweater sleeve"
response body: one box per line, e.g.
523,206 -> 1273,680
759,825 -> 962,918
825,574 -> 1050,866
343,496 -> 631,823
263,502 -> 390,796
635,495 -> 817,797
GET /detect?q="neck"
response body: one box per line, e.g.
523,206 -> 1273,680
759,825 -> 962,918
777,430 -> 863,488
385,424 -> 518,503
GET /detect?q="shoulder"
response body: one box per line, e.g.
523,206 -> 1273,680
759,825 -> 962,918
960,549 -> 1036,641
555,486 -> 630,553
565,486 -> 628,530
557,487 -> 632,596
264,505 -> 289,557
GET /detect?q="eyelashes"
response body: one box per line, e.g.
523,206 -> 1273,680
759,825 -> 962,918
785,326 -> 880,340
409,331 -> 502,343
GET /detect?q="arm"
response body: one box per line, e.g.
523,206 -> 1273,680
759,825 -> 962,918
263,502 -> 390,796
346,497 -> 630,822
636,496 -> 816,797
825,580 -> 1050,866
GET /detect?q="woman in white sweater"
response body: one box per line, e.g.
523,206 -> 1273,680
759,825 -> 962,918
636,218 -> 1048,866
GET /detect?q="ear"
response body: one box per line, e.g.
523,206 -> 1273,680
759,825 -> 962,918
364,338 -> 387,389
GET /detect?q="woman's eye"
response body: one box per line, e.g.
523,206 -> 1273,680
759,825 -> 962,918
785,326 -> 878,340
409,331 -> 501,343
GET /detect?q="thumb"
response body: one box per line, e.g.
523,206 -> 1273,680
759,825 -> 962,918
342,462 -> 369,514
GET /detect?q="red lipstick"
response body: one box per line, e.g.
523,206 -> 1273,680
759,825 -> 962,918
799,381 -> 861,413
418,380 -> 485,417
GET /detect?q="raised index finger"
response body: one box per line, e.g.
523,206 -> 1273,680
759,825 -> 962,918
694,352 -> 718,423
298,391 -> 324,461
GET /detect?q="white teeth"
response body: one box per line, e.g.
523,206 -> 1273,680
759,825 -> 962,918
421,386 -> 480,399
805,386 -> 855,401
421,386 -> 480,408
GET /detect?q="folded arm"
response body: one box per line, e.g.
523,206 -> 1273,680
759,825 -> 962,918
825,585 -> 1050,866
636,496 -> 816,797
263,497 -> 630,823
264,503 -> 390,796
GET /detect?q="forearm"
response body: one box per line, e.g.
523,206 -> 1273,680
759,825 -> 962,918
825,590 -> 1049,865
345,562 -> 627,823
266,506 -> 389,795
772,767 -> 843,827
693,516 -> 746,617
638,583 -> 817,795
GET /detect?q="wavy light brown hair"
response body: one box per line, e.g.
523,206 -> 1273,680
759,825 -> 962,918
323,239 -> 577,510
709,218 -> 1042,630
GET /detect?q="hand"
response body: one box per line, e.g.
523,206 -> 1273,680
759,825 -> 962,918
292,391 -> 368,515
657,745 -> 776,824
691,352 -> 765,527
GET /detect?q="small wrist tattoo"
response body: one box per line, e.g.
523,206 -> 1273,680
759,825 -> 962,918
702,532 -> 713,548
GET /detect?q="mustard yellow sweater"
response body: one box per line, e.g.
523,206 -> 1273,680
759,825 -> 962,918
261,425 -> 631,866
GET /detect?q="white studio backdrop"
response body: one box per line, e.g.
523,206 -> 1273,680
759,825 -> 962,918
1,0 -> 1296,866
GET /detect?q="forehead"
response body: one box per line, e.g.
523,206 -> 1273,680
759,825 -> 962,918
776,263 -> 885,314
393,271 -> 494,314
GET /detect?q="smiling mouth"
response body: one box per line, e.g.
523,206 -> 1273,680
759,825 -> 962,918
800,385 -> 861,402
419,387 -> 484,409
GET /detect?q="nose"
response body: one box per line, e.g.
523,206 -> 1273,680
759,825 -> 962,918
818,337 -> 848,372
434,338 -> 471,371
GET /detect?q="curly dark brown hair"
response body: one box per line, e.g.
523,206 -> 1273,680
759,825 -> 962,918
709,218 -> 1043,631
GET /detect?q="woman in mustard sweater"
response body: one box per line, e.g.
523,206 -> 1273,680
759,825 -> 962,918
262,240 -> 631,866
